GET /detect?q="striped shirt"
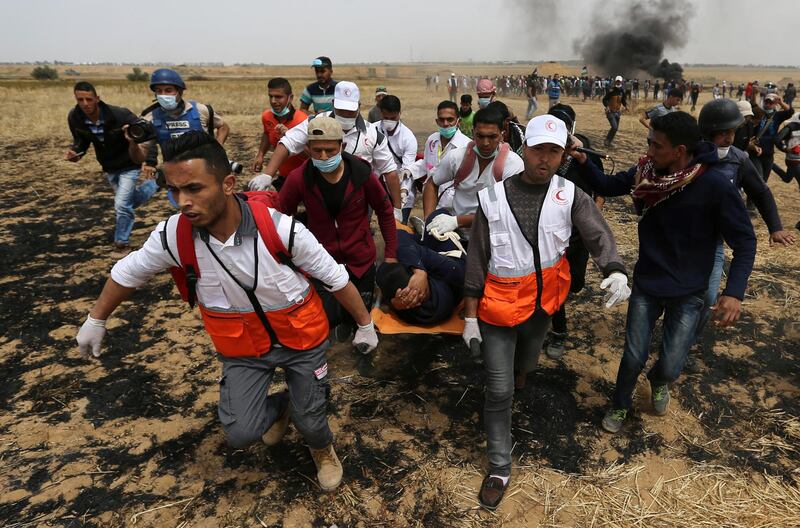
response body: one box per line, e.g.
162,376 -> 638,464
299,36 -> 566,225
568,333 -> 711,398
84,113 -> 105,142
300,80 -> 338,113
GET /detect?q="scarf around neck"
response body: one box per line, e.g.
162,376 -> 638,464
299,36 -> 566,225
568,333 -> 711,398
631,156 -> 705,215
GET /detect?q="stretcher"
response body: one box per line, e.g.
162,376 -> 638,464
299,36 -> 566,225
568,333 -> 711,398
371,301 -> 465,336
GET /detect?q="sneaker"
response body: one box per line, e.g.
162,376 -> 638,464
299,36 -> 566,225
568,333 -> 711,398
601,408 -> 627,433
651,383 -> 670,416
262,395 -> 291,447
478,475 -> 509,511
409,216 -> 425,237
545,331 -> 567,359
309,444 -> 343,492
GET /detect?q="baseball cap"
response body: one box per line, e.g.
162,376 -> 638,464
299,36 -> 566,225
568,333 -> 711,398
615,75 -> 624,83
525,115 -> 568,148
333,81 -> 360,111
737,100 -> 754,117
307,116 -> 343,141
765,93 -> 779,102
476,79 -> 495,93
311,56 -> 332,68
375,85 -> 388,95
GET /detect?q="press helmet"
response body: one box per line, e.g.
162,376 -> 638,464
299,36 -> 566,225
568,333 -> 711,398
698,98 -> 744,138
149,68 -> 186,91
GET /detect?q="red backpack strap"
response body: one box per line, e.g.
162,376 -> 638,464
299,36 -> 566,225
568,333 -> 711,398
247,200 -> 302,273
165,214 -> 201,308
453,141 -> 476,189
240,190 -> 280,208
492,143 -> 510,182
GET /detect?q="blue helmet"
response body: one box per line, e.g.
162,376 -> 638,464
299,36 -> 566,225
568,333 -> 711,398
149,68 -> 185,91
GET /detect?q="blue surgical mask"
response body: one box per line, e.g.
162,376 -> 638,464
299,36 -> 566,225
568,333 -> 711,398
312,152 -> 342,173
478,97 -> 492,108
273,104 -> 291,117
156,94 -> 179,111
439,125 -> 457,139
473,144 -> 498,159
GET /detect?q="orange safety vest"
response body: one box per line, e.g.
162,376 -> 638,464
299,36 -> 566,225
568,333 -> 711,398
476,177 -> 574,327
166,192 -> 328,357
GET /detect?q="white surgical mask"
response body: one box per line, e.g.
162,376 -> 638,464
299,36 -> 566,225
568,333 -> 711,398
381,119 -> 398,133
156,94 -> 179,111
335,114 -> 356,131
717,146 -> 731,159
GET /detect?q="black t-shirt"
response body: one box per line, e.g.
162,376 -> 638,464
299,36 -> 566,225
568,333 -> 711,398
315,170 -> 350,218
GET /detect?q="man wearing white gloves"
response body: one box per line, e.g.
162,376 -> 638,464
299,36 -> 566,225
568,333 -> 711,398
462,115 -> 629,511
422,106 -> 524,245
570,111 -> 756,434
76,131 -> 379,492
250,81 -> 402,221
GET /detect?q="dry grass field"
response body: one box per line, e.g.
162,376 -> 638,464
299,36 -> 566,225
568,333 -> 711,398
1,63 -> 799,527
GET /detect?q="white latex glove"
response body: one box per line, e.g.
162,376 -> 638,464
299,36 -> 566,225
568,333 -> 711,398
393,207 -> 403,222
398,168 -> 413,182
76,315 -> 107,358
600,272 -> 631,308
248,173 -> 273,191
426,214 -> 458,235
462,317 -> 482,347
353,320 -> 379,354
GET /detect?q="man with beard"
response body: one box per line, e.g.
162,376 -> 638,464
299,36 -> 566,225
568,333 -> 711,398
463,115 -> 629,510
570,112 -> 756,434
602,76 -> 628,147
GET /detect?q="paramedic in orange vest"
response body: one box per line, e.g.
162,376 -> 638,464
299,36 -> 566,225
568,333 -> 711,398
252,77 -> 308,190
462,115 -> 631,511
74,131 -> 379,492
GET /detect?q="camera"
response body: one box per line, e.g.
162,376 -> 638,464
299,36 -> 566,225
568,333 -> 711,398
128,119 -> 157,143
229,161 -> 243,174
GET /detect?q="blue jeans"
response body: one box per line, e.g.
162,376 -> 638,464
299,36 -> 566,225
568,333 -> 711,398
693,240 -> 725,343
526,97 -> 538,119
611,285 -> 705,410
605,111 -> 621,144
479,312 -> 551,476
106,168 -> 158,244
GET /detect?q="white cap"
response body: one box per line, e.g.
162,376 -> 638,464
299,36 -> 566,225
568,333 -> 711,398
525,115 -> 568,148
615,75 -> 624,82
333,81 -> 360,111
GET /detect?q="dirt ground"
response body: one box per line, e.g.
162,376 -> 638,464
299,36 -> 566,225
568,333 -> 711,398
1,64 -> 799,527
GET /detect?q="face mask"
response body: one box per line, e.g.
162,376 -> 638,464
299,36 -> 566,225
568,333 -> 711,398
335,114 -> 356,131
473,144 -> 498,159
478,97 -> 492,109
766,108 -> 776,115
156,94 -> 178,111
717,147 -> 731,159
439,125 -> 458,139
381,119 -> 398,133
312,152 -> 342,173
273,104 -> 291,117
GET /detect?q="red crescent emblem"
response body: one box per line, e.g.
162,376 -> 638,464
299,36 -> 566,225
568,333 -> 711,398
556,190 -> 565,201
546,120 -> 557,131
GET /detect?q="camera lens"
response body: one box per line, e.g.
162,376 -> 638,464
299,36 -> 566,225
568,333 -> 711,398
229,161 -> 243,174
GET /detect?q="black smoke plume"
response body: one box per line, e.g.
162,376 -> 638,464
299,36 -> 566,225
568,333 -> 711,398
576,0 -> 691,80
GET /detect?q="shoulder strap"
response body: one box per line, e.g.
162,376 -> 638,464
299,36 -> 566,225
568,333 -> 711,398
140,102 -> 160,117
454,142 -> 476,189
492,143 -> 510,182
246,200 -> 302,273
173,214 -> 201,308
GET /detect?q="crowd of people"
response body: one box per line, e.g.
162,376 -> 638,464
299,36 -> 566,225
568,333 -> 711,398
67,56 -> 797,510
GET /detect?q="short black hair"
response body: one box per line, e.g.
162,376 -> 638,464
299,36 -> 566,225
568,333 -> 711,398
668,88 -> 684,99
376,263 -> 411,302
650,111 -> 700,154
267,77 -> 292,94
437,100 -> 458,114
162,130 -> 231,181
486,101 -> 510,121
460,94 -> 473,104
379,95 -> 401,113
73,81 -> 96,95
473,107 -> 505,130
549,103 -> 576,130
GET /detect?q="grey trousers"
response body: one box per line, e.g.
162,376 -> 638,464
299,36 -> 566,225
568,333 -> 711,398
217,340 -> 333,450
480,311 -> 551,476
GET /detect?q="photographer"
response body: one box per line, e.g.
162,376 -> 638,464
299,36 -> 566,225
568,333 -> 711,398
66,81 -> 157,254
137,69 -> 229,180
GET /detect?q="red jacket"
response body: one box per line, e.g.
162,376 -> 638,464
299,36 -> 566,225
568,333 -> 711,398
278,152 -> 397,278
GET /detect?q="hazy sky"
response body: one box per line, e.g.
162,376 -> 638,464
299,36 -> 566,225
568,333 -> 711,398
1,0 -> 796,66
